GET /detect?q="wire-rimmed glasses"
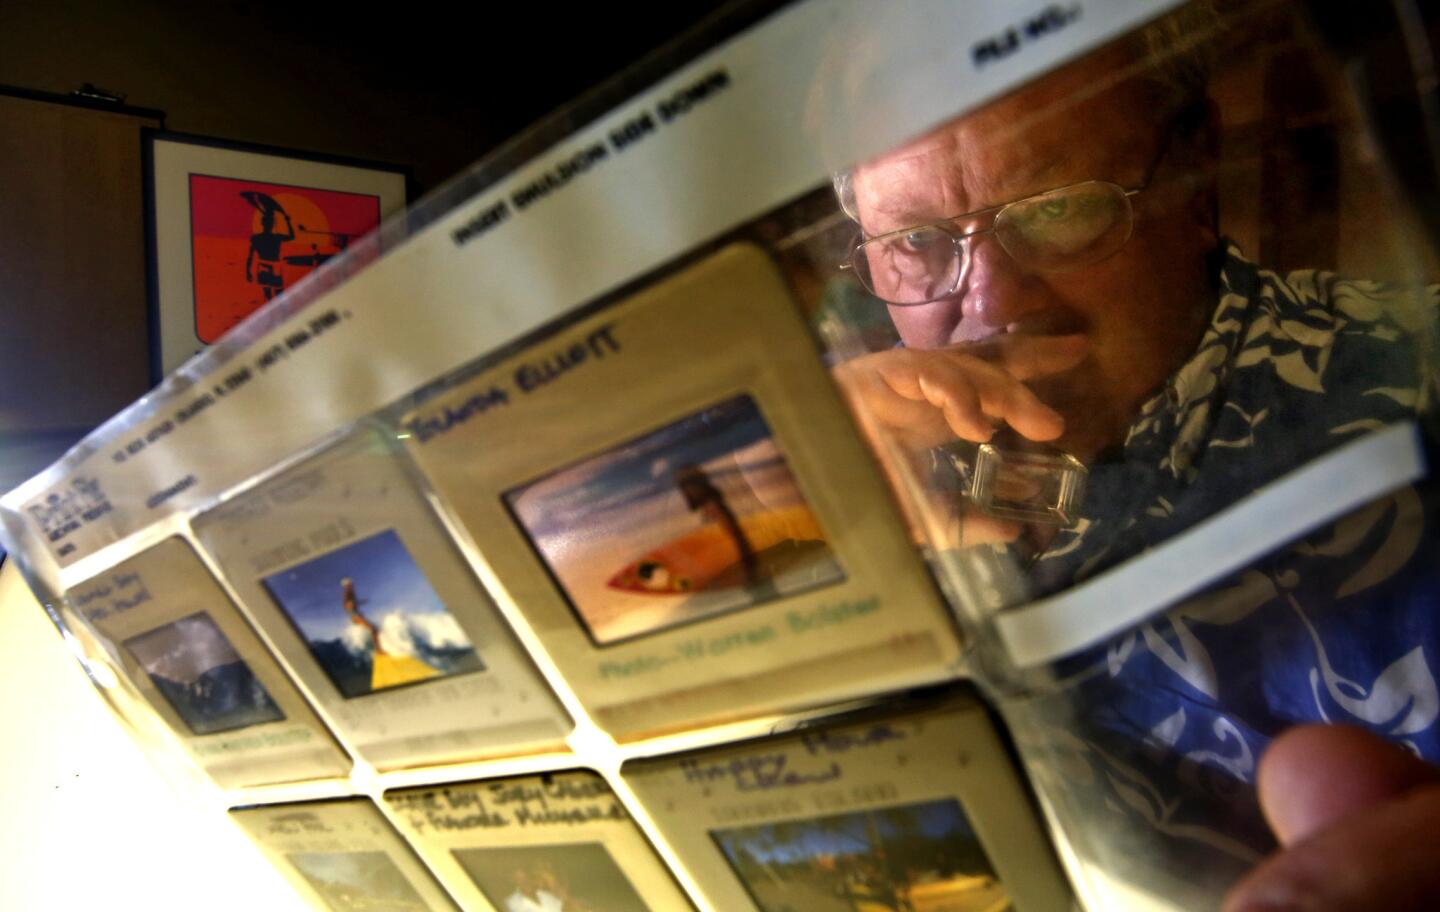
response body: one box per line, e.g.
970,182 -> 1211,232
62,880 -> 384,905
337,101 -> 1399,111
849,180 -> 1142,305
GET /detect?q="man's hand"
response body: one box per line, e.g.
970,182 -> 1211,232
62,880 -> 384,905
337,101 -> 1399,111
832,334 -> 1087,547
1223,725 -> 1440,912
833,334 -> 1087,449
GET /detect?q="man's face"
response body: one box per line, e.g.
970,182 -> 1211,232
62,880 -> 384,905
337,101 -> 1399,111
849,49 -> 1217,458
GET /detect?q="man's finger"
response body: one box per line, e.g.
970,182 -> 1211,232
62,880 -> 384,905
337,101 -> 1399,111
1258,724 -> 1440,845
836,346 -> 1069,445
1223,786 -> 1440,912
911,358 -> 992,441
952,358 -> 1065,442
982,371 -> 1066,442
948,333 -> 1089,381
835,358 -> 954,446
906,354 -> 1066,442
1222,725 -> 1440,912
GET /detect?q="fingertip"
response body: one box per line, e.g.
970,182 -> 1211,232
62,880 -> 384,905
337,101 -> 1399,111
1259,725 -> 1438,846
1012,410 -> 1066,442
961,419 -> 996,443
1226,784 -> 1440,912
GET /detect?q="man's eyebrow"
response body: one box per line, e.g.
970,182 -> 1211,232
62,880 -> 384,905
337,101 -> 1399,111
863,192 -> 939,224
1013,153 -> 1071,189
853,169 -> 949,231
867,151 -> 1076,221
976,150 -> 1073,208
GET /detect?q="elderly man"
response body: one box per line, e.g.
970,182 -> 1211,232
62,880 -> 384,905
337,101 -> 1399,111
832,16 -> 1440,912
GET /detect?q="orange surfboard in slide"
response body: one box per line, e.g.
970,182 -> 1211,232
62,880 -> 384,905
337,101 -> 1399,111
607,505 -> 825,594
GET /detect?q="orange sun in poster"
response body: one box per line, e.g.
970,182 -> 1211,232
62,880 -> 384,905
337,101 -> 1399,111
188,175 -> 381,344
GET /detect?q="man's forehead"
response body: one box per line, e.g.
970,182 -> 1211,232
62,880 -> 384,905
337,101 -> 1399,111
859,112 -> 1067,179
852,113 -> 1082,223
851,44 -> 1157,217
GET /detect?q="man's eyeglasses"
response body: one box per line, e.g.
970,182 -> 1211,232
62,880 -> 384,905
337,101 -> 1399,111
848,181 -> 1140,305
846,131 -> 1178,306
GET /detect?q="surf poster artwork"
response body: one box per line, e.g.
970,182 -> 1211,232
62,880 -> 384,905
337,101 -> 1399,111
261,529 -> 484,699
187,174 -> 381,344
505,394 -> 845,645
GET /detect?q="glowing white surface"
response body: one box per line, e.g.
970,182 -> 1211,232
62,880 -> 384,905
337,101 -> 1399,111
0,561 -> 306,911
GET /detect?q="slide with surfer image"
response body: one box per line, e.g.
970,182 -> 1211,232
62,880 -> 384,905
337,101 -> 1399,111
505,394 -> 845,646
261,529 -> 483,699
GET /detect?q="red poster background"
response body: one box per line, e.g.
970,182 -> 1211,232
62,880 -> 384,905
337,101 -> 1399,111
188,175 -> 381,343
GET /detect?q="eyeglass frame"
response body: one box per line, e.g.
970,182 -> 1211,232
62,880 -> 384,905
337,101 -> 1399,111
843,126 -> 1179,306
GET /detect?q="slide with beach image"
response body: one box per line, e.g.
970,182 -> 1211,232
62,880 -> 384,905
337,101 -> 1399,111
505,395 -> 845,645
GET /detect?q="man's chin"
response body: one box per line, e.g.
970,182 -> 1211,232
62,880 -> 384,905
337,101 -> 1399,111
1032,383 -> 1126,462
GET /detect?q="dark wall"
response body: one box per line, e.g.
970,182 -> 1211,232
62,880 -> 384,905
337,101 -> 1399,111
0,0 -> 733,192
0,0 -> 736,491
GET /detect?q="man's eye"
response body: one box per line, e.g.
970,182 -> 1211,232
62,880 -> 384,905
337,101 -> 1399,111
900,230 -> 941,252
1036,198 -> 1070,220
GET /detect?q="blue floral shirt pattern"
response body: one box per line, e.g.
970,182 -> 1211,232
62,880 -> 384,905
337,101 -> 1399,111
1013,243 -> 1440,897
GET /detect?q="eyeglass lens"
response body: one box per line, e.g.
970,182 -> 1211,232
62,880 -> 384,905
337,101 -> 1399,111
854,181 -> 1134,304
995,182 -> 1134,273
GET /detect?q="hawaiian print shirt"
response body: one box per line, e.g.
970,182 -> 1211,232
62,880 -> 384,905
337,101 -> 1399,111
1013,243 -> 1439,900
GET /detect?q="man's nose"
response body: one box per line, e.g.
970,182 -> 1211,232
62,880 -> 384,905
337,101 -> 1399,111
959,234 -> 1046,329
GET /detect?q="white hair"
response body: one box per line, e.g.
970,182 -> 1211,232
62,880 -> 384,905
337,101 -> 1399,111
832,1 -> 1224,226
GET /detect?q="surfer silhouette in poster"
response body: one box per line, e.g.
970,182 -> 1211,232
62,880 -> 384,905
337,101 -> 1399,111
188,174 -> 382,344
243,191 -> 296,302
340,576 -> 445,691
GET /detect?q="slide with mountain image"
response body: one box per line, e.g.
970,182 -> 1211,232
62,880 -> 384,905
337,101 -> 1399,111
261,529 -> 483,699
125,612 -> 284,735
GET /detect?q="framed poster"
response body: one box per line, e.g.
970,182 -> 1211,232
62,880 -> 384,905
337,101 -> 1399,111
144,130 -> 408,378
